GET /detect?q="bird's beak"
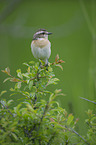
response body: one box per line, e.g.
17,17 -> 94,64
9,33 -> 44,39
47,32 -> 52,35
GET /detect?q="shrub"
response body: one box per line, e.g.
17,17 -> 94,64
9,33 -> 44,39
0,56 -> 94,145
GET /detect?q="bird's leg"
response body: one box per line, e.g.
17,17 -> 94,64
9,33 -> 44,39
45,59 -> 48,71
39,59 -> 45,69
39,59 -> 42,67
45,59 -> 48,67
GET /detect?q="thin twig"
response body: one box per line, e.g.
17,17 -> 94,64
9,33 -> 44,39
64,125 -> 89,145
40,101 -> 49,122
0,101 -> 14,117
1,69 -> 26,83
70,128 -> 90,145
80,97 -> 96,105
57,124 -> 89,145
37,101 -> 49,132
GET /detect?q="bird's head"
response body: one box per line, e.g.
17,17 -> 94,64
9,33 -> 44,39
33,29 -> 52,40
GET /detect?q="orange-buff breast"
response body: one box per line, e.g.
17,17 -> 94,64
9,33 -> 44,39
32,39 -> 50,48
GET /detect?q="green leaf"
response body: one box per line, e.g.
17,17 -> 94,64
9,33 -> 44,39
67,114 -> 74,125
56,64 -> 63,70
51,122 -> 64,129
2,67 -> 10,75
3,77 -> 11,83
29,80 -> 33,90
29,61 -> 35,64
6,67 -> 10,74
65,135 -> 68,141
26,104 -> 36,113
14,104 -> 21,114
54,89 -> 62,94
10,93 -> 17,97
42,90 -> 52,94
21,91 -> 30,96
0,90 -> 7,97
49,93 -> 55,102
47,78 -> 59,86
11,132 -> 18,141
48,66 -> 53,72
23,62 -> 29,66
15,82 -> 21,89
27,67 -> 30,73
10,88 -> 15,91
7,100 -> 13,106
16,69 -> 23,79
22,73 -> 30,79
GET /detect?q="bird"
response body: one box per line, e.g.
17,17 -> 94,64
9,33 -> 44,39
31,29 -> 52,66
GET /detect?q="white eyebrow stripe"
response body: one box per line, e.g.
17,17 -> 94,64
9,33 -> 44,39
36,31 -> 44,35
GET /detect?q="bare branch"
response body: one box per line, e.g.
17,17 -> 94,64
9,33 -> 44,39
0,101 -> 14,117
80,97 -> 96,105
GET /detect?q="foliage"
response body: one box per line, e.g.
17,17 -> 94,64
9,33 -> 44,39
85,110 -> 96,145
0,55 -> 95,145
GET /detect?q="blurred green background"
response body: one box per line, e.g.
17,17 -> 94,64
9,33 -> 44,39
0,0 -> 96,135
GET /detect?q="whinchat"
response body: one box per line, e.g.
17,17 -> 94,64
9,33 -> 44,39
31,29 -> 52,66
